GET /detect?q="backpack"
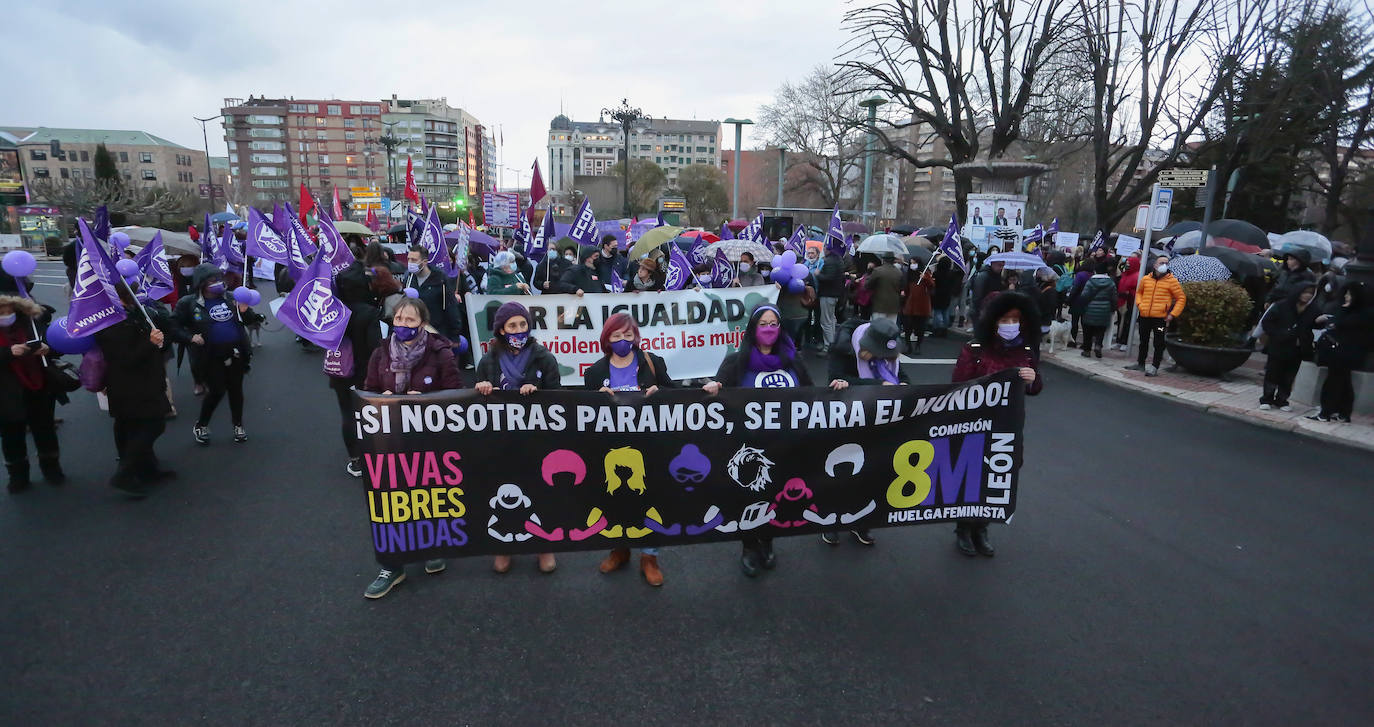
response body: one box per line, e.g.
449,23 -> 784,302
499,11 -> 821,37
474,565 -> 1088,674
323,338 -> 355,379
80,348 -> 107,392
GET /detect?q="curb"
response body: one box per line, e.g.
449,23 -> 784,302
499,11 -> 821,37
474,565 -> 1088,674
1039,355 -> 1374,454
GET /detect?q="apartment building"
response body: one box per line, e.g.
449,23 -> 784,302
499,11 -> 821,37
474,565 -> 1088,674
0,126 -> 206,193
547,114 -> 721,197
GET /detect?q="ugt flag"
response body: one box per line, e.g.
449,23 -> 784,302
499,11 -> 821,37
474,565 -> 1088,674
246,207 -> 291,266
687,236 -> 708,267
567,199 -> 599,248
419,204 -> 452,277
738,213 -> 764,244
609,268 -> 625,294
276,248 -> 351,350
93,205 -> 111,243
720,222 -> 734,240
663,242 -> 695,291
1088,230 -> 1107,254
709,248 -> 734,288
787,225 -> 808,257
826,206 -> 846,255
67,218 -> 127,337
938,214 -> 968,274
316,210 -> 359,277
132,230 -> 175,300
283,207 -> 316,281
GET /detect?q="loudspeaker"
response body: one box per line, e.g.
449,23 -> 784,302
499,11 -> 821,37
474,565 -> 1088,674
762,216 -> 793,242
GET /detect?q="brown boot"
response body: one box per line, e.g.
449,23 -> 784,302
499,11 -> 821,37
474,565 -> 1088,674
640,554 -> 663,587
598,547 -> 631,573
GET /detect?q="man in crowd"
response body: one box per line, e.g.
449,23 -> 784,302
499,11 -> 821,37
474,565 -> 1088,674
1125,255 -> 1186,377
404,245 -> 464,342
865,252 -> 903,324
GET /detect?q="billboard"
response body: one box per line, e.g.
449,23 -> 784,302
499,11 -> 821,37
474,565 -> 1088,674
482,191 -> 521,228
967,193 -> 1025,252
0,149 -> 23,195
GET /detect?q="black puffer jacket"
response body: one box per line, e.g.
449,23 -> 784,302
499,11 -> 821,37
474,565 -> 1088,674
94,309 -> 171,420
1261,285 -> 1321,359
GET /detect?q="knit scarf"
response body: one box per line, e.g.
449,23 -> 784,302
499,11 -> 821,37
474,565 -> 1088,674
498,344 -> 536,390
746,337 -> 795,377
387,329 -> 429,393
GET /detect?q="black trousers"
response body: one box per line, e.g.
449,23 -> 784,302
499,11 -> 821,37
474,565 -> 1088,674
741,535 -> 773,554
1082,324 -> 1108,353
1070,312 -> 1082,342
332,380 -> 362,459
1137,317 -> 1167,367
111,417 -> 166,487
902,315 -> 929,344
1320,365 -> 1355,418
0,392 -> 59,467
198,352 -> 246,427
1261,352 -> 1302,406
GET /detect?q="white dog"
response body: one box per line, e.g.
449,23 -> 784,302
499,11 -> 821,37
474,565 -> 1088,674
1046,319 -> 1072,353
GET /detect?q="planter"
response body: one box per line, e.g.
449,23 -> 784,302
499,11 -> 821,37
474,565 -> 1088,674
1164,336 -> 1254,377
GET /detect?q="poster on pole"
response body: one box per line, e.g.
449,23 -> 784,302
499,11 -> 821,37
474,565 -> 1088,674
967,193 -> 1025,251
1115,234 -> 1142,256
354,368 -> 1027,565
1054,231 -> 1080,250
465,287 -> 780,386
482,192 -> 521,228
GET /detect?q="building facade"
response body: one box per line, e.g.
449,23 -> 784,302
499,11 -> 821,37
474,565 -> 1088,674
546,114 -> 721,201
0,126 -> 206,195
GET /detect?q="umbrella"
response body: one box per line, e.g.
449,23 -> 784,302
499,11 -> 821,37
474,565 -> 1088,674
1332,240 -> 1355,258
1169,254 -> 1232,282
914,225 -> 945,240
676,230 -> 721,243
905,245 -> 933,265
115,226 -> 199,256
889,223 -> 919,236
1199,246 -> 1265,279
332,219 -> 378,236
388,223 -> 408,235
705,239 -> 774,263
628,225 -> 685,259
985,251 -> 1050,271
726,219 -> 749,231
841,221 -> 869,234
1171,229 -> 1204,252
1206,219 -> 1267,253
856,233 -> 909,257
1162,221 -> 1202,238
209,211 -> 240,224
902,234 -> 937,250
1276,230 -> 1333,264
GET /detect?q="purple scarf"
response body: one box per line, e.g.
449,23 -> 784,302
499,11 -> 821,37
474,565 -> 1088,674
746,337 -> 795,377
498,344 -> 535,390
388,329 -> 429,392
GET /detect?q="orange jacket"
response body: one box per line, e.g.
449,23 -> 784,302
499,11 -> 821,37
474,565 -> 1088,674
1135,272 -> 1186,318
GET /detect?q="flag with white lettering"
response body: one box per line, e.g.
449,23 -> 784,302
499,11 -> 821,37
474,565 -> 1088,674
568,198 -> 599,248
66,218 -> 127,338
276,246 -> 351,350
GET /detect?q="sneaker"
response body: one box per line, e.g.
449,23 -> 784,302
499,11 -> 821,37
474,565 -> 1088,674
424,559 -> 446,574
346,458 -> 363,478
1145,366 -> 1159,377
851,529 -> 875,546
1258,403 -> 1272,411
1306,413 -> 1332,422
820,531 -> 840,546
364,568 -> 406,599
1095,349 -> 1103,358
193,425 -> 209,444
1081,350 -> 1092,358
233,425 -> 248,443
1279,405 -> 1293,412
1333,414 -> 1351,423
1123,363 -> 1145,371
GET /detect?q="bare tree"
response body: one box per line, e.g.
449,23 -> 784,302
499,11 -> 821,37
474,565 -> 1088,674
757,66 -> 867,207
837,0 -> 1076,215
1073,0 -> 1276,232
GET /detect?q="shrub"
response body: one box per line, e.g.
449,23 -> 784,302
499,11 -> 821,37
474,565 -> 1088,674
1175,280 -> 1252,347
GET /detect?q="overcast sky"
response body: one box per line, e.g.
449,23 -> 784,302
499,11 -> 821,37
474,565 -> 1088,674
4,0 -> 847,188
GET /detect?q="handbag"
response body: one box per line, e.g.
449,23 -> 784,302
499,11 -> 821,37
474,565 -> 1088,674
800,284 -> 818,309
45,359 -> 82,393
79,349 -> 107,392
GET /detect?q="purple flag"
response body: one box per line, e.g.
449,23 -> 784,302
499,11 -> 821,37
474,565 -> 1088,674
283,203 -> 317,255
708,248 -> 734,288
1088,230 -> 1107,254
630,218 -> 657,242
275,247 -> 351,350
316,210 -> 359,277
938,214 -> 968,274
204,220 -> 229,268
224,225 -> 246,267
1048,217 -> 1059,238
516,210 -> 533,257
246,207 -> 291,265
1024,224 -> 1044,249
535,212 -> 556,263
595,220 -> 627,249
826,206 -> 846,255
664,242 -> 695,291
567,199 -> 599,247
132,231 -> 175,300
720,222 -> 735,241
738,213 -> 764,243
419,204 -> 452,277
202,212 -> 214,261
66,218 -> 127,337
282,209 -> 314,281
787,225 -> 808,257
687,236 -> 708,267
270,202 -> 291,239
656,210 -> 666,226
609,268 -> 625,293
93,206 -> 111,243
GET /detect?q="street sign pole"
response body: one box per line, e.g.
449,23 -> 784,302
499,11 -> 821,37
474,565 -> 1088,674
1196,166 -> 1218,252
1127,183 -> 1163,361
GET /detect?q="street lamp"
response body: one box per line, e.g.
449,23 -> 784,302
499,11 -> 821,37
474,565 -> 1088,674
601,99 -> 649,218
194,113 -> 224,213
724,117 -> 754,220
776,146 -> 788,208
378,120 -> 402,201
858,96 -> 887,225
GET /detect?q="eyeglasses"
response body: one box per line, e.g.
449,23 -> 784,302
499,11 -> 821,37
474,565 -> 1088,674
756,321 -> 781,328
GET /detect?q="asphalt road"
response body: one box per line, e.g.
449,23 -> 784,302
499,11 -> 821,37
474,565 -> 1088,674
3,261 -> 1372,725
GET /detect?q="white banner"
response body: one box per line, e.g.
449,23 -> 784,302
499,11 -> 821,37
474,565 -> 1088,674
1055,231 -> 1080,250
1115,234 -> 1142,256
465,286 -> 780,386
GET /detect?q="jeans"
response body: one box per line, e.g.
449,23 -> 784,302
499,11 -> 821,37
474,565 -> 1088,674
1261,352 -> 1302,406
198,351 -> 246,427
1320,365 -> 1355,418
819,297 -> 839,350
1137,316 -> 1167,367
931,306 -> 950,332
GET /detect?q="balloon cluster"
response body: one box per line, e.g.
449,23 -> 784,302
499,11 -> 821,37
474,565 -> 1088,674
767,251 -> 810,294
233,287 -> 262,306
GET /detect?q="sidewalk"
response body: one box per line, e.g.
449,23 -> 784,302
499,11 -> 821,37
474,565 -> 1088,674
1036,338 -> 1374,453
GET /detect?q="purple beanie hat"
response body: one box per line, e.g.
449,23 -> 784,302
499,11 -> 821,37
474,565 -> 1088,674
492,300 -> 531,333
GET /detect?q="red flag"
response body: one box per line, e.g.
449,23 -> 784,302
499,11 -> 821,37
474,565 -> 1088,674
468,208 -> 475,227
530,160 -> 547,204
299,182 -> 316,225
365,205 -> 378,232
404,157 -> 420,205
332,187 -> 343,219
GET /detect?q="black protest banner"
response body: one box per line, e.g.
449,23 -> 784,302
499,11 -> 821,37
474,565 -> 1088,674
355,369 -> 1025,565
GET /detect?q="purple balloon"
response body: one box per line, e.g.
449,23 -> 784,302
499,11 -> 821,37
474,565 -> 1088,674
776,251 -> 797,268
46,316 -> 95,355
787,277 -> 806,295
114,258 -> 140,278
403,287 -> 419,299
2,250 -> 36,278
455,335 -> 470,355
791,263 -> 808,280
246,289 -> 262,306
110,231 -> 131,251
232,287 -> 256,305
770,266 -> 793,286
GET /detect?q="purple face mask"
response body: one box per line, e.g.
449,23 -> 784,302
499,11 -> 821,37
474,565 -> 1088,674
755,326 -> 780,346
610,339 -> 635,357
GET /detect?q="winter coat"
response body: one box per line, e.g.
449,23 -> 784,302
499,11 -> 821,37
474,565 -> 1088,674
817,254 -> 849,298
474,340 -> 563,390
582,349 -> 673,391
865,263 -> 904,315
404,270 -> 464,341
1261,288 -> 1322,360
1036,284 -> 1059,327
1116,257 -> 1141,309
533,255 -> 571,293
1076,275 -> 1118,327
171,264 -> 265,354
363,332 -> 463,393
484,267 -> 528,296
952,340 -> 1043,395
734,269 -> 767,287
901,270 -> 934,317
556,264 -> 607,295
1134,271 -> 1186,319
1320,304 -> 1374,369
932,261 -> 963,309
93,309 -> 171,420
594,251 -> 627,283
1268,266 -> 1317,304
0,298 -> 57,424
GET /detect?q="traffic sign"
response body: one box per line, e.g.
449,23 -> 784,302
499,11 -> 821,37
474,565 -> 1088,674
1157,169 -> 1209,188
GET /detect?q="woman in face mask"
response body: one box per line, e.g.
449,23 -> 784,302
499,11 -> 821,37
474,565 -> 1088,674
171,264 -> 264,446
484,251 -> 530,295
0,295 -> 63,493
361,298 -> 463,599
473,301 -> 560,574
703,304 -> 813,577
582,313 -> 674,585
950,291 -> 1042,557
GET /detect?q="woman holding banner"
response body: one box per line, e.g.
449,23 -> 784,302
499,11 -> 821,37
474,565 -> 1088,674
474,301 -> 560,574
583,313 -> 674,586
703,304 -> 813,577
361,297 -> 463,599
950,291 -> 1042,557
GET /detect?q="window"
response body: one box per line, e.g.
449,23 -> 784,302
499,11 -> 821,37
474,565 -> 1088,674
696,146 -> 707,153
60,167 -> 69,179
319,155 -> 330,164
248,128 -> 283,138
361,105 -> 380,115
140,152 -> 153,163
123,172 -> 131,181
252,179 -> 290,189
327,105 -> 341,115
119,151 -> 128,162
250,167 -> 284,176
250,153 -> 286,163
316,131 -> 327,140
288,104 -> 310,113
30,149 -> 46,160
344,131 -> 356,140
362,119 -> 373,129
229,153 -> 239,163
640,145 -> 651,151
349,105 -> 361,115
247,114 -> 283,125
318,167 -> 330,176
249,141 -> 284,151
33,167 -> 49,177
141,169 -> 156,180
